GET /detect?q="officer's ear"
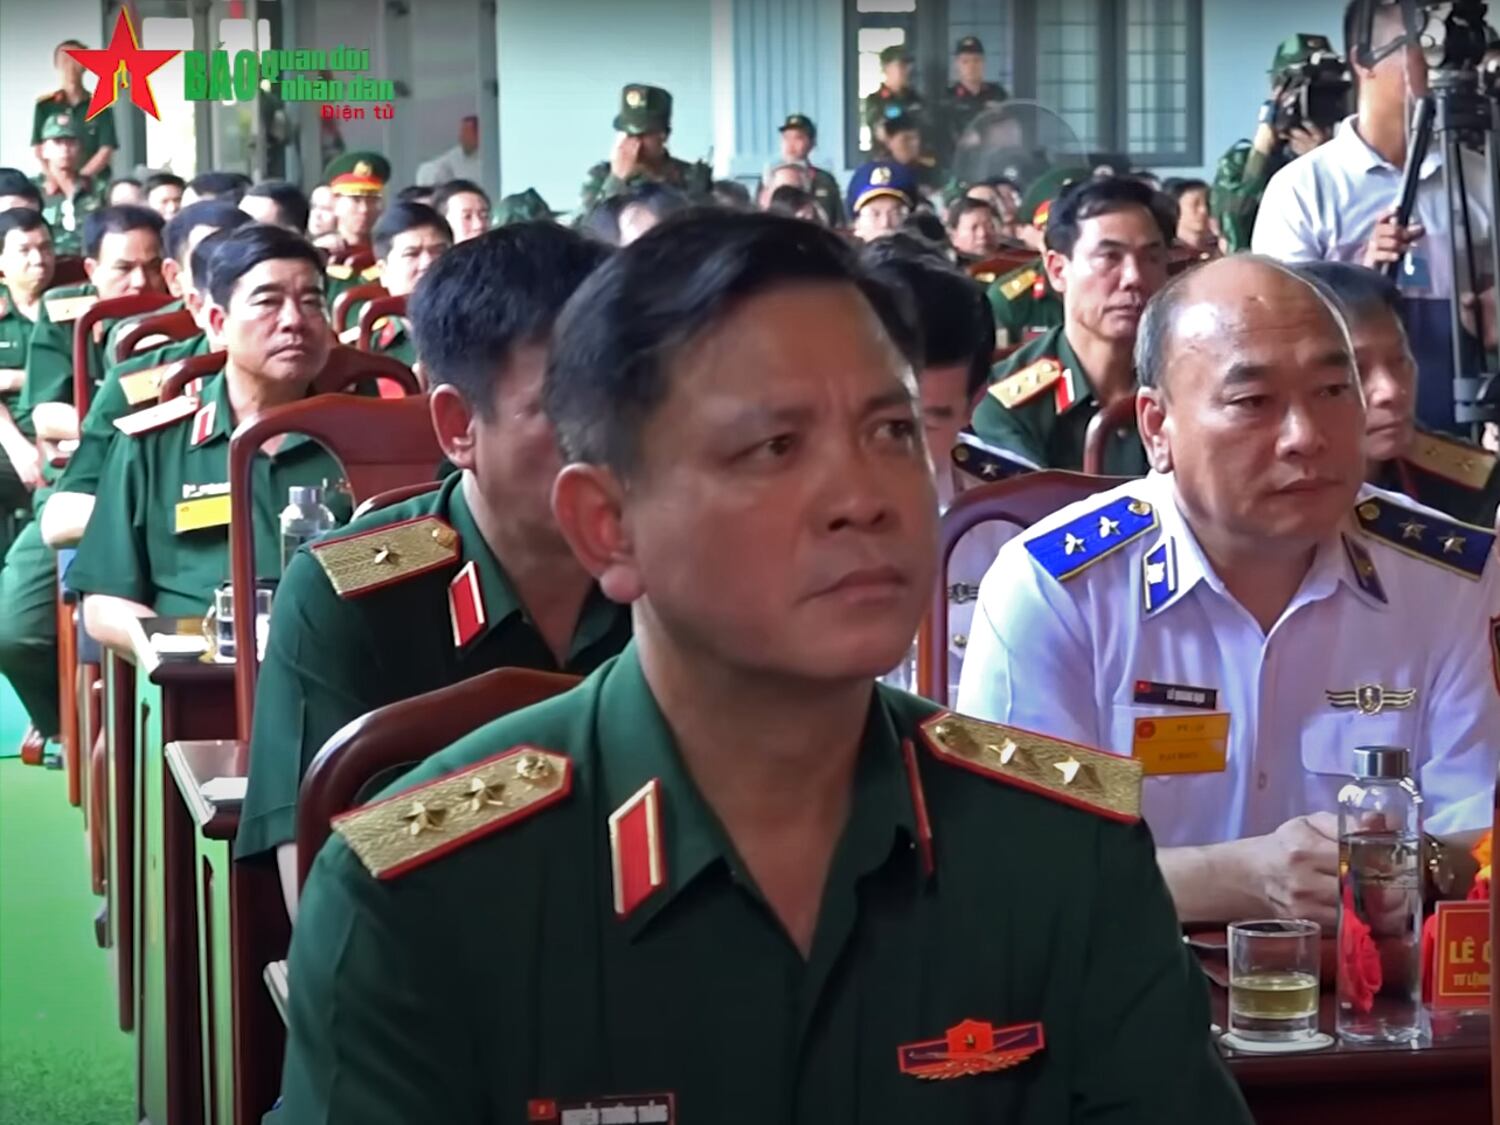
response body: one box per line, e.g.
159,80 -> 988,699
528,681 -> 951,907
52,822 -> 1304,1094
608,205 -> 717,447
162,257 -> 185,299
428,382 -> 478,470
1137,385 -> 1174,473
1042,247 -> 1068,296
205,301 -> 228,341
552,462 -> 643,606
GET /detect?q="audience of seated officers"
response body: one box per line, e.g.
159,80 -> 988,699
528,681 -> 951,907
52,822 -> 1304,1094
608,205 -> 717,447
971,176 -> 1172,476
68,225 -> 350,653
335,201 -> 452,365
958,255 -> 1499,931
275,209 -> 1248,1124
430,178 -> 491,243
0,208 -> 55,530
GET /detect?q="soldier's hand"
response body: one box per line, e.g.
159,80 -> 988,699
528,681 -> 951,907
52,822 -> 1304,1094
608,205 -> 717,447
2,440 -> 41,490
1286,122 -> 1330,155
611,134 -> 643,181
1250,813 -> 1340,931
1361,209 -> 1425,270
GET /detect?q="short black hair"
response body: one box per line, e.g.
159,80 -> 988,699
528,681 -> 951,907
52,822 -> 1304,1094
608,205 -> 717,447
108,177 -> 142,199
431,179 -> 491,215
712,179 -> 753,210
619,182 -> 691,225
1044,177 -> 1177,258
164,200 -> 251,264
545,210 -> 922,475
372,202 -> 452,261
946,196 -> 1000,229
1292,260 -> 1401,321
188,171 -> 252,203
189,228 -> 232,299
767,185 -> 817,217
242,180 -> 311,231
83,204 -> 164,260
204,223 -> 324,307
396,185 -> 433,206
862,234 -> 995,398
143,172 -> 186,195
902,210 -> 950,247
409,222 -> 609,416
0,169 -> 42,208
0,207 -> 52,251
1163,177 -> 1210,201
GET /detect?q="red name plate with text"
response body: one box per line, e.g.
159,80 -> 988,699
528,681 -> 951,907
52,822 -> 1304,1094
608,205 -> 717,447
1432,901 -> 1490,1009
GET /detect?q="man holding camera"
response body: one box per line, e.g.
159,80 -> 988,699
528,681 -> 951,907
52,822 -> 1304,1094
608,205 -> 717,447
1212,35 -> 1341,252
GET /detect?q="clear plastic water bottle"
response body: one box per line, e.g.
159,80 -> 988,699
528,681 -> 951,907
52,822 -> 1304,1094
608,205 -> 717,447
279,485 -> 335,572
1336,746 -> 1425,1044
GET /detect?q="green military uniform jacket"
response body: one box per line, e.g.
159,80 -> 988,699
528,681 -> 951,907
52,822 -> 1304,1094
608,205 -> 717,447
0,287 -> 39,422
971,325 -> 1150,477
236,472 -> 633,860
1210,139 -> 1289,254
336,301 -> 415,366
67,371 -> 349,616
579,154 -> 713,214
807,165 -> 845,227
56,332 -> 210,498
986,260 -> 1063,347
1372,427 -> 1500,528
32,174 -> 106,257
15,283 -> 103,506
862,83 -> 926,135
324,259 -> 382,309
32,88 -> 118,172
277,646 -> 1249,1124
939,80 -> 1009,156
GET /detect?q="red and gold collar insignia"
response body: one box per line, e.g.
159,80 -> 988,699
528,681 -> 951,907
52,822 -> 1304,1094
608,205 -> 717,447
609,778 -> 666,919
447,559 -> 487,648
898,1019 -> 1045,1080
189,399 -> 216,446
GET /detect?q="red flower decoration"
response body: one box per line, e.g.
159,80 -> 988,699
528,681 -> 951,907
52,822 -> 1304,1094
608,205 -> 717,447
1339,883 -> 1383,1014
1420,912 -> 1438,1004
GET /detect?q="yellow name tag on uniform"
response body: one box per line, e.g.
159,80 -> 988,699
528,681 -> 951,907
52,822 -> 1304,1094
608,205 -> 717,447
174,494 -> 232,533
1130,713 -> 1230,775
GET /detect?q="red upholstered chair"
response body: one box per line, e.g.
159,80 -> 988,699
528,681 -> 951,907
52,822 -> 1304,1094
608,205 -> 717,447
916,470 -> 1127,705
330,282 -> 386,335
158,345 -> 419,402
355,293 -> 408,353
227,393 -> 443,743
73,293 -> 176,417
114,308 -> 199,362
352,479 -> 442,519
1082,390 -> 1142,476
1491,777 -> 1500,1122
295,667 -> 579,890
50,255 -> 88,287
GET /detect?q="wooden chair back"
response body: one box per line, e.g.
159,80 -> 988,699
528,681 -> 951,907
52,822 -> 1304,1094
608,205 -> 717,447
160,345 -> 419,402
916,470 -> 1127,704
1082,391 -> 1141,476
73,293 -> 175,416
228,393 -> 442,739
115,308 -> 198,362
355,293 -> 407,352
352,479 -> 442,520
330,282 -> 386,333
295,667 -> 579,889
50,256 -> 88,287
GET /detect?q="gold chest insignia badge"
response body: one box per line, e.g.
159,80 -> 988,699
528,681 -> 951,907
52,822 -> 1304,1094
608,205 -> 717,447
1325,684 -> 1417,716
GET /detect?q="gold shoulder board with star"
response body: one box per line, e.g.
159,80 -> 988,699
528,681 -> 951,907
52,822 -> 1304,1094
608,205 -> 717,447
1354,495 -> 1494,580
44,293 -> 97,324
1402,431 -> 1496,491
988,357 -> 1062,409
308,515 -> 460,598
999,268 -> 1038,302
359,264 -> 383,281
1025,494 -> 1158,582
112,394 -> 197,437
334,747 -> 573,880
920,712 -> 1142,823
325,262 -> 353,281
118,364 -> 170,408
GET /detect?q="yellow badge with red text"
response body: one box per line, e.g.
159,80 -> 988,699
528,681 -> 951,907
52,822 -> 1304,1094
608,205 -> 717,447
1130,713 -> 1229,775
174,493 -> 232,533
1432,901 -> 1490,1009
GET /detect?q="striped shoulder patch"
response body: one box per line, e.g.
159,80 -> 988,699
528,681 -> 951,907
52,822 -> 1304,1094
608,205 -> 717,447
1025,494 -> 1158,582
1000,268 -> 1038,301
308,515 -> 460,597
112,394 -> 197,437
988,357 -> 1062,410
1402,431 -> 1496,491
1354,496 -> 1494,580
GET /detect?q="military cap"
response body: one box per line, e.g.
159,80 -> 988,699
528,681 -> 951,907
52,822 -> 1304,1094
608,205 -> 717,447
780,113 -> 816,141
1271,33 -> 1337,74
1018,166 -> 1085,230
493,188 -> 555,226
325,151 -> 390,197
846,160 -> 918,215
614,84 -> 673,136
955,36 -> 986,55
39,113 -> 83,142
879,45 -> 914,67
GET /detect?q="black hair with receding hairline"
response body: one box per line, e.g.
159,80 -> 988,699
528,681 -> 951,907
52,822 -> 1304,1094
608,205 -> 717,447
0,168 -> 42,208
0,207 -> 51,252
203,224 -> 324,307
242,180 -> 311,231
431,179 -> 491,216
143,172 -> 186,195
1044,177 -> 1177,260
83,204 -> 163,260
545,209 -> 922,476
188,171 -> 252,203
164,199 -> 251,264
372,202 -> 452,262
409,222 -> 609,418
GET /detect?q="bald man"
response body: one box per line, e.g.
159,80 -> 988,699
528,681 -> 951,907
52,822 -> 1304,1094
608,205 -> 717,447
958,255 -> 1500,927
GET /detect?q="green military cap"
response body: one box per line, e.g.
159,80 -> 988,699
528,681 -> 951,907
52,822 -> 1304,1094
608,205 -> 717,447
324,151 -> 391,197
614,84 -> 673,136
1018,166 -> 1084,230
879,44 -> 913,67
493,188 -> 555,226
39,112 -> 83,142
1270,33 -> 1336,73
780,113 -> 816,141
955,36 -> 986,55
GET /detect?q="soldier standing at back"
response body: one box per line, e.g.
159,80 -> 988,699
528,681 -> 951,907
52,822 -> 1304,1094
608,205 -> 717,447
32,39 -> 117,188
31,114 -> 106,256
775,114 -> 844,227
940,37 -> 1009,164
863,46 -> 926,158
580,85 -> 712,214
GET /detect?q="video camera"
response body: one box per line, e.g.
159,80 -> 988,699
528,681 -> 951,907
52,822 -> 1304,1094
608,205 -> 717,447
1272,37 -> 1353,134
1354,1 -> 1491,75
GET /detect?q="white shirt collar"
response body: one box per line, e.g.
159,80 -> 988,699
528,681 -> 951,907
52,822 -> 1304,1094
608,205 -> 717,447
1331,113 -> 1441,180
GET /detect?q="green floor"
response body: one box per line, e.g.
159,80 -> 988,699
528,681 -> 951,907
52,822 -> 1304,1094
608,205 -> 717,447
0,751 -> 135,1123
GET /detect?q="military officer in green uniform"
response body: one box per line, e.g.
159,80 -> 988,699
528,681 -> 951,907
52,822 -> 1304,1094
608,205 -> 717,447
0,209 -> 55,544
31,113 -> 107,256
939,37 -> 1009,163
493,188 -> 555,226
972,177 -> 1173,476
775,114 -> 845,227
335,201 -> 452,365
238,223 -> 632,914
319,151 -> 389,300
984,168 -> 1082,346
1211,35 -> 1337,252
580,84 -> 712,214
32,40 -> 118,184
863,44 -> 926,157
69,224 -> 350,653
275,209 -> 1249,1124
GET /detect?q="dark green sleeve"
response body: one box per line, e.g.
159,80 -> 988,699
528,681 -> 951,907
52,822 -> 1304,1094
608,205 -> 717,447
54,359 -> 138,496
1072,820 -> 1253,1122
93,106 -> 118,148
236,552 -> 384,859
970,394 -> 1048,467
17,314 -> 71,416
30,100 -> 47,146
66,436 -> 151,604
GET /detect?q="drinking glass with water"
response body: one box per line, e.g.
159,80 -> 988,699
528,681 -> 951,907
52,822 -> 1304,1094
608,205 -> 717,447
1228,919 -> 1322,1042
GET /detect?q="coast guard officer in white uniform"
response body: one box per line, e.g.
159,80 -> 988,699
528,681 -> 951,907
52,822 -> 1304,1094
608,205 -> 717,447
957,255 -> 1500,929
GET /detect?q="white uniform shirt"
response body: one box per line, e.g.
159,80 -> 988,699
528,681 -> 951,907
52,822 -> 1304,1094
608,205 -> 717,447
955,471 -> 1500,846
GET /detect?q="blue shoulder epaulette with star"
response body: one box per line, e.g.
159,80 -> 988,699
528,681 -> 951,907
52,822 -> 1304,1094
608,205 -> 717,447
1025,495 -> 1159,582
1354,496 -> 1494,580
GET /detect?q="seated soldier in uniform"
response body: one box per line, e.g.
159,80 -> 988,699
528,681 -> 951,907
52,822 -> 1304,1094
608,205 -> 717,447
336,201 -> 452,364
0,208 -> 55,514
238,222 -> 631,916
430,178 -> 491,243
41,200 -> 251,548
971,177 -> 1172,477
239,180 -> 311,233
142,171 -> 185,220
1295,261 -> 1499,527
276,211 -> 1250,1124
69,224 -> 348,653
958,256 -> 1500,930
